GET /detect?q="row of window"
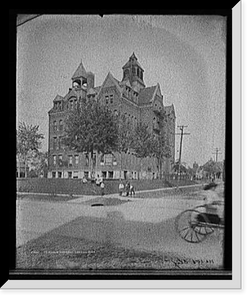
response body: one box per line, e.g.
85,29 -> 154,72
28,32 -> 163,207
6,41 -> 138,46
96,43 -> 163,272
52,153 -> 118,167
67,98 -> 78,110
52,154 -> 81,167
52,120 -> 64,132
51,171 -> 79,179
105,94 -> 114,105
53,101 -> 63,111
123,67 -> 143,81
51,170 -> 115,179
52,136 -> 64,150
124,86 -> 138,102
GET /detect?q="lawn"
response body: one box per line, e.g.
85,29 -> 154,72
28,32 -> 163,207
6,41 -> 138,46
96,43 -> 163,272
17,177 -> 198,196
16,193 -> 79,202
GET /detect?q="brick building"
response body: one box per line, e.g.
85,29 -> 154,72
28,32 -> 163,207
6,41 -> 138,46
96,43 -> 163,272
48,53 -> 176,180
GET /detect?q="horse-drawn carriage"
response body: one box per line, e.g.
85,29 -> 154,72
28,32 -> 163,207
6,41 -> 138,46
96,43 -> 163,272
175,201 -> 224,243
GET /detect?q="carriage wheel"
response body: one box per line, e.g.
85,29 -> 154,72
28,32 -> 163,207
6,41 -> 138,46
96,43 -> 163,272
175,209 -> 209,243
193,205 -> 215,235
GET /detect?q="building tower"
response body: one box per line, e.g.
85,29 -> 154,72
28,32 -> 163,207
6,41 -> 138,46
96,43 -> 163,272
122,53 -> 145,93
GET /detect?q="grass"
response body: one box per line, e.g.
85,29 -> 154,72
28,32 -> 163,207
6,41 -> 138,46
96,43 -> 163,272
17,177 -> 198,196
16,194 -> 79,202
136,185 -> 203,199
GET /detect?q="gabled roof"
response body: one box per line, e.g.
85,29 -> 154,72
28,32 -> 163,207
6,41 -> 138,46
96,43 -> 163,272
138,85 -> 157,106
122,52 -> 144,70
53,94 -> 63,102
71,62 -> 87,80
120,79 -> 132,88
96,72 -> 122,99
87,87 -> 96,95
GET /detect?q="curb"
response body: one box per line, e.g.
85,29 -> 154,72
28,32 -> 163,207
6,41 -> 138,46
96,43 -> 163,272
17,183 -> 203,199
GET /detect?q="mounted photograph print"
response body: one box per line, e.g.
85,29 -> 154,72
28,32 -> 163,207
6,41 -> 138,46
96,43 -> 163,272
6,4 -> 241,289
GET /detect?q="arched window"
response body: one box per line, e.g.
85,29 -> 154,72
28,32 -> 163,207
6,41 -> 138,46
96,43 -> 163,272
53,120 -> 57,132
137,68 -> 139,77
59,120 -> 63,131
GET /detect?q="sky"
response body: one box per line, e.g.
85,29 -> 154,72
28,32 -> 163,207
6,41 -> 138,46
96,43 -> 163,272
17,14 -> 226,167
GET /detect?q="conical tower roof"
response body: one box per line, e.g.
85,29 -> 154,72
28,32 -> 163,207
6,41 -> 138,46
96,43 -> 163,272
71,62 -> 87,80
122,52 -> 143,70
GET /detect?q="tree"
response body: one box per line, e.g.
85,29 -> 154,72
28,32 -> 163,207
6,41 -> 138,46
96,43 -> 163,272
116,113 -> 133,177
63,99 -> 118,178
28,151 -> 48,177
151,132 -> 171,179
131,122 -> 153,179
16,122 -> 44,178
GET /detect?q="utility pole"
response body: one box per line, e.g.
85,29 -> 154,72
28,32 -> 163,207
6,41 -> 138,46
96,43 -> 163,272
175,125 -> 190,185
212,147 -> 222,162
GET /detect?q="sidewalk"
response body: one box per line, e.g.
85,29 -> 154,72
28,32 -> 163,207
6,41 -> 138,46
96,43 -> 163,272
68,183 -> 204,203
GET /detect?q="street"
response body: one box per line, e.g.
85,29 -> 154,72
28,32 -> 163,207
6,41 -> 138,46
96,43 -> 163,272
16,188 -> 224,269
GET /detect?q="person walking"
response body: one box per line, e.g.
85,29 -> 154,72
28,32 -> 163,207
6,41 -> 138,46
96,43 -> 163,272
130,183 -> 135,196
125,181 -> 130,196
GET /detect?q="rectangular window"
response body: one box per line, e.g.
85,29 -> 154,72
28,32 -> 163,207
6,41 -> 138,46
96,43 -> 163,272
53,137 -> 57,150
59,120 -> 63,131
52,171 -> 56,178
84,153 -> 89,166
105,95 -> 109,105
58,136 -> 61,149
68,171 -> 72,178
109,94 -> 113,104
58,155 -> 63,166
68,155 -> 73,166
53,155 -> 57,165
58,171 -> 62,178
75,155 -> 79,165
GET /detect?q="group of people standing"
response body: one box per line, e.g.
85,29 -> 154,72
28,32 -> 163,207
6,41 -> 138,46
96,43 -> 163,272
119,180 -> 135,197
82,174 -> 135,197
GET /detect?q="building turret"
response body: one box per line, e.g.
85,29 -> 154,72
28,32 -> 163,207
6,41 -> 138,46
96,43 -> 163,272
122,53 -> 145,92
